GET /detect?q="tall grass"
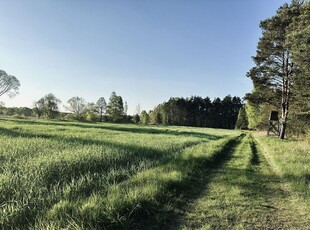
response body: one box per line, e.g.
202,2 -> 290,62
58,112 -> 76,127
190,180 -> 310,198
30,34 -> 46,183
0,118 -> 239,229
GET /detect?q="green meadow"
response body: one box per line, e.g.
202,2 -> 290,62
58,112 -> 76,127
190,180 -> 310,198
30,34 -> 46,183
0,118 -> 309,229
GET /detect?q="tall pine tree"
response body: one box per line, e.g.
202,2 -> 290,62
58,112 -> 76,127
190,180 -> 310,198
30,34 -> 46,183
287,1 -> 310,116
246,1 -> 302,139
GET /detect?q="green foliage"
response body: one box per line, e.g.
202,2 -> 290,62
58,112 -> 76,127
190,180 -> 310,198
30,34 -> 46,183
149,106 -> 162,124
140,110 -> 150,124
246,1 -> 310,137
0,69 -> 20,98
65,97 -> 87,115
64,113 -> 86,121
0,106 -> 33,117
11,114 -> 25,119
286,1 -> 310,134
33,98 -> 45,118
96,97 -> 107,122
131,114 -> 140,124
154,95 -> 242,129
0,101 -> 4,114
235,106 -> 248,129
287,112 -> 310,136
287,1 -> 310,79
245,103 -> 274,130
34,93 -> 61,119
85,111 -> 98,122
123,101 -> 128,115
107,92 -> 124,122
2,107 -> 15,116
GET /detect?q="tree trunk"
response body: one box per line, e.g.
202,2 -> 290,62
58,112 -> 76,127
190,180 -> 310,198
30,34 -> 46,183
278,51 -> 292,140
279,64 -> 290,139
280,95 -> 290,139
279,120 -> 286,139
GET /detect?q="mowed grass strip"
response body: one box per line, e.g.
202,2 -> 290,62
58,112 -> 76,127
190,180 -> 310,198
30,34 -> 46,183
178,134 -> 310,229
0,118 -> 238,229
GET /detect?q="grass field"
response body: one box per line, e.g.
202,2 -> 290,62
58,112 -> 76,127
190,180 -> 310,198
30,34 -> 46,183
0,118 -> 309,229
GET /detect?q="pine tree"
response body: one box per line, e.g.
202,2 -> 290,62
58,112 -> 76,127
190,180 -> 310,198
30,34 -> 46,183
287,1 -> 310,114
235,106 -> 248,130
246,1 -> 302,139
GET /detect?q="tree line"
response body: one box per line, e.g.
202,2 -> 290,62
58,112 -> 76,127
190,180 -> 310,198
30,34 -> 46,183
0,90 -> 243,130
32,91 -> 130,122
139,95 -> 243,129
0,91 -> 131,123
0,69 -> 244,129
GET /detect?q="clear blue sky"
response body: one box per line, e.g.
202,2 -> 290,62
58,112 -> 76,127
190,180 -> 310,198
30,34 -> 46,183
0,0 -> 289,114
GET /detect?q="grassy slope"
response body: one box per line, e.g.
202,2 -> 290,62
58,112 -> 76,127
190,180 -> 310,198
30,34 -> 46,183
0,118 -> 239,229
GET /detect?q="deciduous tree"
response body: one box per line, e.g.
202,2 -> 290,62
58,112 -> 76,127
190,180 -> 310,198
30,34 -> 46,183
140,110 -> 150,124
96,97 -> 107,122
35,93 -> 61,119
65,97 -> 86,115
0,70 -> 20,98
33,98 -> 45,118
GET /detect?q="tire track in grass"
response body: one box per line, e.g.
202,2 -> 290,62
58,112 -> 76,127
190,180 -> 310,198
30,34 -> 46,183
254,136 -> 310,229
167,133 -> 245,230
176,134 -> 310,229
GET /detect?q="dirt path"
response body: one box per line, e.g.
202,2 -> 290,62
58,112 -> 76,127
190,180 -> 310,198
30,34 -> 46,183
173,134 -> 310,229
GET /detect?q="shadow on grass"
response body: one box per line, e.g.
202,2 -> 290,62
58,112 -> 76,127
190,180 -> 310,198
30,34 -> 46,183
0,126 -> 211,190
38,135 -> 244,229
218,147 -> 297,228
107,134 -> 246,230
0,123 -> 233,229
250,136 -> 260,165
0,118 -> 224,140
0,125 -> 223,229
0,124 -> 224,184
168,134 -> 300,230
244,139 -> 290,203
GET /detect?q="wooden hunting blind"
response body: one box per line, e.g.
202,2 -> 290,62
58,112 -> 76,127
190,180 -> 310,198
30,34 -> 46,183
267,111 -> 279,136
269,111 -> 279,121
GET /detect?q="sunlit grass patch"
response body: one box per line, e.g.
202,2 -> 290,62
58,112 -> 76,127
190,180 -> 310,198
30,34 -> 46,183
255,135 -> 310,200
39,135 -> 241,229
0,118 -> 239,229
